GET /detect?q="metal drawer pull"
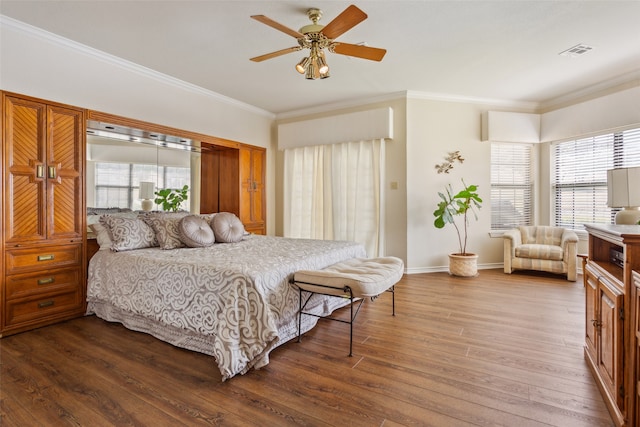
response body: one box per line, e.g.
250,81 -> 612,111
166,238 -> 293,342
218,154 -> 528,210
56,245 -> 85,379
36,164 -> 44,178
37,254 -> 55,261
38,300 -> 54,308
48,166 -> 57,179
37,277 -> 55,285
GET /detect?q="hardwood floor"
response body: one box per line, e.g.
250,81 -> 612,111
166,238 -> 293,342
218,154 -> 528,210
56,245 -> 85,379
0,269 -> 613,426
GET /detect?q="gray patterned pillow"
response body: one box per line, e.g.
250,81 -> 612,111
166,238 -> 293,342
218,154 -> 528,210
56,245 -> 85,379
179,215 -> 215,247
210,212 -> 245,243
99,215 -> 158,251
87,211 -> 137,230
144,216 -> 186,250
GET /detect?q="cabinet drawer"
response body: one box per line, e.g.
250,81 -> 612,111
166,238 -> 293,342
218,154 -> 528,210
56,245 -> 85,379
5,268 -> 81,299
5,244 -> 81,274
4,289 -> 83,327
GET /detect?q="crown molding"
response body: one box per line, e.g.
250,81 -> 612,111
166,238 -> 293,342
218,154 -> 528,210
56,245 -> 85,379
276,89 -> 542,120
538,70 -> 640,112
0,15 -> 275,119
276,91 -> 408,120
406,90 -> 540,110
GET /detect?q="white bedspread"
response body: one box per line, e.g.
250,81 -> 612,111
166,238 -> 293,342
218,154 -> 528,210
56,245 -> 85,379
86,234 -> 366,380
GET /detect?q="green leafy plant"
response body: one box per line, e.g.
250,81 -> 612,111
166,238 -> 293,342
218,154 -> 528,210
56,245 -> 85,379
154,185 -> 189,212
433,180 -> 482,255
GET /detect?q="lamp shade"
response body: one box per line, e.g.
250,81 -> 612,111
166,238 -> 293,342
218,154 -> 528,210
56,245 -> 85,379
139,181 -> 155,200
607,167 -> 640,208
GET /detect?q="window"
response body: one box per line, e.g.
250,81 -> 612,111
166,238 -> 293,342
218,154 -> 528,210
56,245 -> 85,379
94,162 -> 190,210
552,128 -> 640,229
283,139 -> 385,257
491,143 -> 533,229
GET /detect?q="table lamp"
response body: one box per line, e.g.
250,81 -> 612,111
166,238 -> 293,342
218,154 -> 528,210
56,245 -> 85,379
139,181 -> 155,212
607,167 -> 640,225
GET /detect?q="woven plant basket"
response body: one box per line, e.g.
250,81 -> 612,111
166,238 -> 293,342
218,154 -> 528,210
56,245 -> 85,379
448,253 -> 478,277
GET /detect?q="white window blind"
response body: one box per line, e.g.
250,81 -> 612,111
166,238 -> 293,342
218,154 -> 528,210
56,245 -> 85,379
491,143 -> 533,229
553,128 -> 640,229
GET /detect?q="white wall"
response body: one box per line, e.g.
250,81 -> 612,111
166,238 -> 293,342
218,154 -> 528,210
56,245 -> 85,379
406,97 -> 504,272
0,16 -> 277,233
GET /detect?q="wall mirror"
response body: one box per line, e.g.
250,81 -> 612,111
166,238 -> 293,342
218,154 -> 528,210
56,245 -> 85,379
86,120 -> 202,213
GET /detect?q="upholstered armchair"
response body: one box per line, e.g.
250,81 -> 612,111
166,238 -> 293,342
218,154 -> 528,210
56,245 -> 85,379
503,226 -> 578,281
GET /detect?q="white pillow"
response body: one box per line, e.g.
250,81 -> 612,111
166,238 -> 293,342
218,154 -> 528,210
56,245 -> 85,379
210,212 -> 245,243
89,223 -> 112,251
179,215 -> 215,247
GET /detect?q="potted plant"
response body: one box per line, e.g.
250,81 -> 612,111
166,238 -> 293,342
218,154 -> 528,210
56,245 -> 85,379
154,184 -> 189,212
433,180 -> 482,277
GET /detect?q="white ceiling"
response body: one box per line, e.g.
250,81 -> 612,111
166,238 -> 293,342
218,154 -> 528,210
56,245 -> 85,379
2,1 -> 639,115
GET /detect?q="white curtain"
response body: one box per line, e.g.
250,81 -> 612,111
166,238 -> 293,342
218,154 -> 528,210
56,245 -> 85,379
284,139 -> 385,257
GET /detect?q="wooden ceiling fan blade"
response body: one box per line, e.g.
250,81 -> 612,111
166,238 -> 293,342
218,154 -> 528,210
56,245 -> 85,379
251,15 -> 304,39
250,46 -> 301,62
321,5 -> 367,39
332,43 -> 387,61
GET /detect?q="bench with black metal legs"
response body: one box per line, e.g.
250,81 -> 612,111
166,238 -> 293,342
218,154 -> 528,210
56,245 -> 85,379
291,256 -> 404,356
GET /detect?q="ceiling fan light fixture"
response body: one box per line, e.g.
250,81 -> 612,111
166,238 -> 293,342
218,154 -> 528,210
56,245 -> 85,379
306,62 -> 317,80
251,5 -> 385,80
316,54 -> 329,75
295,56 -> 310,74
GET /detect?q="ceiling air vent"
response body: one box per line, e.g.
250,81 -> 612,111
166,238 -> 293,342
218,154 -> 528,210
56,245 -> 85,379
559,43 -> 594,57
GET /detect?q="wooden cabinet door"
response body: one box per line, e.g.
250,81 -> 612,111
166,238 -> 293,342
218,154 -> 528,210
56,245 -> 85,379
585,266 -> 598,358
239,147 -> 252,225
3,96 -> 84,244
634,272 -> 640,425
239,147 -> 265,233
3,95 -> 47,244
248,147 -> 265,226
598,276 -> 625,409
47,104 -> 84,240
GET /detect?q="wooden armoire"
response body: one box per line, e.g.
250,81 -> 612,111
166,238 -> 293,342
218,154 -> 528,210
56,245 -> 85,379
200,143 -> 266,235
1,92 -> 86,337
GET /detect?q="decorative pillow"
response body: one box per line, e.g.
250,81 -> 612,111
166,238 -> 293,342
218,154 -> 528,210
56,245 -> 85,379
179,215 -> 215,247
89,223 -> 112,251
210,212 -> 245,243
144,216 -> 186,250
87,210 -> 137,229
99,215 -> 158,252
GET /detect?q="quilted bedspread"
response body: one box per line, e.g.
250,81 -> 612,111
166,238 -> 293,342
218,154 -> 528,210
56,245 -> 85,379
86,235 -> 366,380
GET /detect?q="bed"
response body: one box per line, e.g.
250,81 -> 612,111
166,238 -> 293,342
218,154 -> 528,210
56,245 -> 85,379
86,222 -> 366,381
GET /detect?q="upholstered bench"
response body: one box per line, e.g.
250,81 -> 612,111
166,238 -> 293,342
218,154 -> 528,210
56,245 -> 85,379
292,256 -> 404,356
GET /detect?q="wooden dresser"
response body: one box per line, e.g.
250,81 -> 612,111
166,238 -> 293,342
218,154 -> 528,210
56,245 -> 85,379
1,92 -> 86,337
583,223 -> 640,426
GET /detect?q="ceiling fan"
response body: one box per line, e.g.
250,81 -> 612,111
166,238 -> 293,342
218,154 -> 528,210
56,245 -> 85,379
250,4 -> 386,80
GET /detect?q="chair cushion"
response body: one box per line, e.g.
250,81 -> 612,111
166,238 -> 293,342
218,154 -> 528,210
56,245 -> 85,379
519,226 -> 564,246
515,244 -> 563,261
293,257 -> 404,298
